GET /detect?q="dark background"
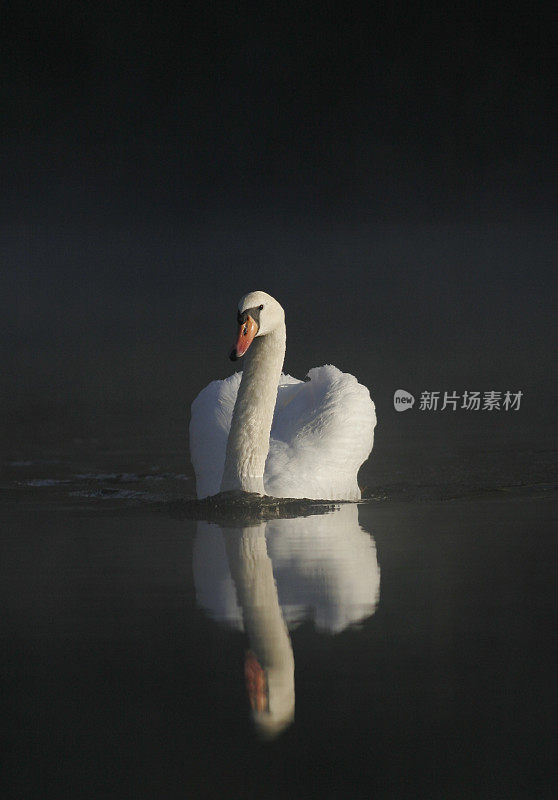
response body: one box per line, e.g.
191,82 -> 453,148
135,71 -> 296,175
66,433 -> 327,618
2,5 -> 557,458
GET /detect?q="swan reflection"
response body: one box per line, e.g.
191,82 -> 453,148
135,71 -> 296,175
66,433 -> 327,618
193,504 -> 380,738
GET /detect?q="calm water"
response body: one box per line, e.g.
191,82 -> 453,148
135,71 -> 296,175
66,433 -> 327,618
1,426 -> 557,799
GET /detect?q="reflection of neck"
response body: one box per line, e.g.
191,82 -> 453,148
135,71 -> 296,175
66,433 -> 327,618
225,524 -> 294,737
221,324 -> 286,494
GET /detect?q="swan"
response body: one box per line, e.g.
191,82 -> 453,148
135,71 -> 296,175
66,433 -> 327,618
189,290 -> 376,500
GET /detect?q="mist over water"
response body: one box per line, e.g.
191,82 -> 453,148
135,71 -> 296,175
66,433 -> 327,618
3,216 -> 556,456
3,213 -> 556,508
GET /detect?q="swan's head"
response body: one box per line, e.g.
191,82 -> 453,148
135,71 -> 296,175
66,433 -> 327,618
230,291 -> 285,361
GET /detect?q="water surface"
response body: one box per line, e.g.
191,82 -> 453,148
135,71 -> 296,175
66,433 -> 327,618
1,430 -> 556,798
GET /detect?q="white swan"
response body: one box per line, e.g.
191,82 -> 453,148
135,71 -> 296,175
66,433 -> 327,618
189,291 -> 376,500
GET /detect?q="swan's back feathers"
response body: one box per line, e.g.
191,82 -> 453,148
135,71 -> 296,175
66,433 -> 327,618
189,365 -> 376,500
266,366 -> 375,500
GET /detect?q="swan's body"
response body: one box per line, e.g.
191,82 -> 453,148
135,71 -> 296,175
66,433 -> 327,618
189,291 -> 376,500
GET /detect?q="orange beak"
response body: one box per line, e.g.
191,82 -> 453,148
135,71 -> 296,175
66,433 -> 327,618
231,314 -> 258,360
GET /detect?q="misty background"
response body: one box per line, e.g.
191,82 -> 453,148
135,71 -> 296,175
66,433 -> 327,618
2,6 -> 556,472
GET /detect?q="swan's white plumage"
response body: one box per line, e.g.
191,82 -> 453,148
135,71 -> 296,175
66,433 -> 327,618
189,372 -> 242,499
190,364 -> 376,500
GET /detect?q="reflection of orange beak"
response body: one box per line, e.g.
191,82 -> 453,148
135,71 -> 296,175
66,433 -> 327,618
245,650 -> 268,712
232,314 -> 258,359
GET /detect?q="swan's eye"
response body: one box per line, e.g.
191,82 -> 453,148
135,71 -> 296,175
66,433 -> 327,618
259,304 -> 263,310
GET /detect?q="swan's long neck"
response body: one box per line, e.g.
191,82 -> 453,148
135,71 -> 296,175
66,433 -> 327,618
221,323 -> 286,494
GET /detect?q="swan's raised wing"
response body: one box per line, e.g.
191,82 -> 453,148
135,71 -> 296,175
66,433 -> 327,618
189,372 -> 241,498
190,366 -> 375,500
265,365 -> 376,500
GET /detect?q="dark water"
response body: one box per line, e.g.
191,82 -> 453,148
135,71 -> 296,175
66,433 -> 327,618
1,424 -> 557,799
